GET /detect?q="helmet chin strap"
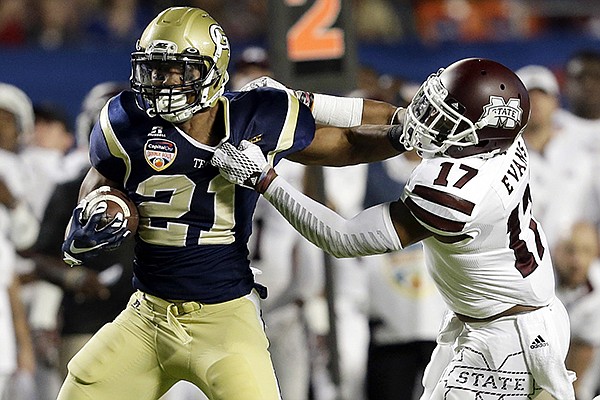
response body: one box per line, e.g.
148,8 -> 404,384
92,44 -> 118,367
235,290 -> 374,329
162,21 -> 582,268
474,114 -> 495,130
198,71 -> 229,110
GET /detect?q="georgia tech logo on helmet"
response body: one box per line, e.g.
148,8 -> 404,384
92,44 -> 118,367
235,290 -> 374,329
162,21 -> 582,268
210,24 -> 229,56
144,138 -> 177,171
479,96 -> 523,129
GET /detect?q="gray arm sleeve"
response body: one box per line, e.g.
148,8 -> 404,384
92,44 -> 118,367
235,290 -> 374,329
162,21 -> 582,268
263,176 -> 402,258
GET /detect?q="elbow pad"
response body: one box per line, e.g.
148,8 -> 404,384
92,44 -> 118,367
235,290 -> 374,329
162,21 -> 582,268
264,177 -> 402,258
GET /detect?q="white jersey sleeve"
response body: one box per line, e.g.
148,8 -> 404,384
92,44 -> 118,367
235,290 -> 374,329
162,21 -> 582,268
402,137 -> 555,319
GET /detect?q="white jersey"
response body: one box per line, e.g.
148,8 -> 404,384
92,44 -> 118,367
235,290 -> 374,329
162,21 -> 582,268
528,132 -> 594,249
324,164 -> 370,302
557,261 -> 600,346
0,216 -> 17,375
20,146 -> 75,219
554,108 -> 600,156
556,262 -> 600,400
554,109 -> 600,232
402,137 -> 555,319
367,244 -> 447,345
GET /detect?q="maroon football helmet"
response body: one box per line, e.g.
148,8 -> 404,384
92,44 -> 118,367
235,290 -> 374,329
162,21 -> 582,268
402,58 -> 530,158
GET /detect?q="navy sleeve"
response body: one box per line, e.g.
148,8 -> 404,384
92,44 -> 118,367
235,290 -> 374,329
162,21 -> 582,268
226,88 -> 315,166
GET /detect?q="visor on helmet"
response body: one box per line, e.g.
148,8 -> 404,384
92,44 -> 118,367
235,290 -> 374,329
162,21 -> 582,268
132,56 -> 213,88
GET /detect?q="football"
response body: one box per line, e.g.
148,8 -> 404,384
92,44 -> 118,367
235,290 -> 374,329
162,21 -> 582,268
81,186 -> 139,234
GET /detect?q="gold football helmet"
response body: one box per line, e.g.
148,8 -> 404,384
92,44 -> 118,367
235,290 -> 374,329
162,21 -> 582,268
131,7 -> 230,123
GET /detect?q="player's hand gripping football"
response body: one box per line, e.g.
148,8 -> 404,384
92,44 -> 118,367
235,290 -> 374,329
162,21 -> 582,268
211,140 -> 277,193
62,199 -> 130,267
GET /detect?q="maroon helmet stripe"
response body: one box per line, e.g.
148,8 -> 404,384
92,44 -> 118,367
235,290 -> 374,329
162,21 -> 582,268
404,197 -> 466,233
412,185 -> 475,216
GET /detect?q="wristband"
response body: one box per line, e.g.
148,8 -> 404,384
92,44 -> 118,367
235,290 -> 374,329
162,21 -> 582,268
387,125 -> 407,152
256,168 -> 278,194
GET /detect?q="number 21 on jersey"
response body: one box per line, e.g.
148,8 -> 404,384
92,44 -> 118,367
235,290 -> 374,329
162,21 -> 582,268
135,174 -> 235,247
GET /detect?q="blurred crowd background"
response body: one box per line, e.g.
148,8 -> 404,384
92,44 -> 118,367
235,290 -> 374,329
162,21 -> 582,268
2,0 -> 600,48
1,0 -> 600,125
1,1 -> 600,400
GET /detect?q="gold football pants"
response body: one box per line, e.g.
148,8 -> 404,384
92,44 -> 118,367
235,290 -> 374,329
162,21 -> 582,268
56,290 -> 281,400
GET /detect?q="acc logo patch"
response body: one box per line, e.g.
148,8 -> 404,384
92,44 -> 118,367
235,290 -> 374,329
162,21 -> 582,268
479,96 -> 523,129
144,139 -> 177,171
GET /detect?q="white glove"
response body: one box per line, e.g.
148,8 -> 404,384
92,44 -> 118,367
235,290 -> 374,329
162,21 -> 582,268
211,140 -> 277,193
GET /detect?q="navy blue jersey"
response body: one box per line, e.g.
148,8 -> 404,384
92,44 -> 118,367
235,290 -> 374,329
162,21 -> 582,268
88,88 -> 315,302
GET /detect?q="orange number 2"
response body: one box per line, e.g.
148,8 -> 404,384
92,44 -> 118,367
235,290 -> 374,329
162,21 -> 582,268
286,0 -> 345,62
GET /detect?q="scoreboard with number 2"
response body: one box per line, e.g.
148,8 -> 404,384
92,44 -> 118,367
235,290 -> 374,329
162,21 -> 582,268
268,0 -> 357,94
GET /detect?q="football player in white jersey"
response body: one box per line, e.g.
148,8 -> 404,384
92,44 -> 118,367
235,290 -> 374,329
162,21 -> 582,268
554,221 -> 600,400
515,65 -> 595,250
212,58 -> 576,400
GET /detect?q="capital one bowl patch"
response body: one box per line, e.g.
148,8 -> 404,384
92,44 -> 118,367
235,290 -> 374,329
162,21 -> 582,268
145,139 -> 177,171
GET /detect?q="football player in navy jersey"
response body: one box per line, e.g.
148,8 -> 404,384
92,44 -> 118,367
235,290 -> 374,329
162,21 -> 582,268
213,58 -> 577,399
58,6 -> 404,400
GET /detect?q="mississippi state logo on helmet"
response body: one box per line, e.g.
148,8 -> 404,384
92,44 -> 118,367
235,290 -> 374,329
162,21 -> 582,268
403,58 -> 530,158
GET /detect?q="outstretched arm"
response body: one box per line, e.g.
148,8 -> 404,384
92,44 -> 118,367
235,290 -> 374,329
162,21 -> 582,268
263,174 -> 411,257
291,84 -> 408,166
238,76 -> 400,126
240,76 -> 406,166
288,124 -> 405,166
211,141 -> 431,257
293,89 -> 397,127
